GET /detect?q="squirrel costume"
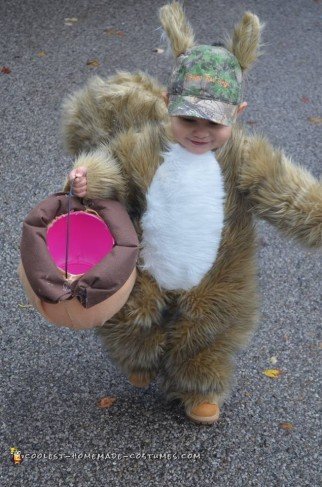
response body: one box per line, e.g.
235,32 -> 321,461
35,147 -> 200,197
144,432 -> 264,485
61,2 -> 322,424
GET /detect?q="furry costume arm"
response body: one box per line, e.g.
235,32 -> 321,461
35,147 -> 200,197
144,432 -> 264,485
63,145 -> 127,201
239,135 -> 322,247
61,71 -> 168,202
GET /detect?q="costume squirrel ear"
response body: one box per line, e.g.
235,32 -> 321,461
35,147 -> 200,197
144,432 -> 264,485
225,12 -> 265,71
159,1 -> 195,57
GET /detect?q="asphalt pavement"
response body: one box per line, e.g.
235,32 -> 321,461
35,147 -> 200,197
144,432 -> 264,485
0,0 -> 321,485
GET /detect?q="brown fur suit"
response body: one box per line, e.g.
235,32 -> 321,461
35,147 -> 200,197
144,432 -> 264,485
61,3 -> 322,415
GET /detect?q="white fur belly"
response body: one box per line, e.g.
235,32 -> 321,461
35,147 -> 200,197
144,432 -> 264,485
140,143 -> 226,290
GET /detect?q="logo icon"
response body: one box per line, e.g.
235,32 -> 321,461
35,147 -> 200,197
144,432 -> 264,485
10,447 -> 24,465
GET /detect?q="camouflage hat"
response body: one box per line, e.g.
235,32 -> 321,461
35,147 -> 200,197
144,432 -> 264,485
167,45 -> 243,126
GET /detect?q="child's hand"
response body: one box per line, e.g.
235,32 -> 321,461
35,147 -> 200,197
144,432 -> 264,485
69,167 -> 87,198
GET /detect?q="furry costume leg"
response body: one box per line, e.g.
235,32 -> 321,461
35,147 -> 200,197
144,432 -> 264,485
162,320 -> 237,410
96,268 -> 169,382
160,264 -> 260,415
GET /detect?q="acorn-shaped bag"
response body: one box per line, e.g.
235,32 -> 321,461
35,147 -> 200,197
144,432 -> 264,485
19,193 -> 139,329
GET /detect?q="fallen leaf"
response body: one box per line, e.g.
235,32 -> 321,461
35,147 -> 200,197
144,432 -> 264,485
319,342 -> 322,349
104,28 -> 125,37
18,303 -> 32,308
37,50 -> 47,57
246,120 -> 257,125
308,116 -> 322,125
300,96 -> 310,104
1,66 -> 11,74
86,59 -> 100,68
279,422 -> 294,430
65,17 -> 78,25
263,368 -> 283,378
153,48 -> 164,54
269,356 -> 278,365
97,396 -> 117,408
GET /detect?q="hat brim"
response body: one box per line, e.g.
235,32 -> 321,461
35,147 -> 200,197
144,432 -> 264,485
168,95 -> 238,127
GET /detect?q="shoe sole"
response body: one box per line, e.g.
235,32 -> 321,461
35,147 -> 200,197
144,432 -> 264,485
186,410 -> 220,425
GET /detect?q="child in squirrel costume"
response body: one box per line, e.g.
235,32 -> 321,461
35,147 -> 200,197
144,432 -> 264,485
62,2 -> 322,424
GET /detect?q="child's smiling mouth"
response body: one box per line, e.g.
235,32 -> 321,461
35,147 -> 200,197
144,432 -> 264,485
189,139 -> 210,145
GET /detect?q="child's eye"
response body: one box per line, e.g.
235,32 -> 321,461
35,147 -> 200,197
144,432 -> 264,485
181,117 -> 196,123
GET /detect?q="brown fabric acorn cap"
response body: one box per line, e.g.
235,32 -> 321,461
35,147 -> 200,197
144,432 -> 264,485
20,193 -> 139,308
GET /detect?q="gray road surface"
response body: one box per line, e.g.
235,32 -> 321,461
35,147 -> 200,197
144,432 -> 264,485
1,0 -> 321,485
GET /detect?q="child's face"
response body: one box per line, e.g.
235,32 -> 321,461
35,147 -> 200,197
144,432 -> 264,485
170,116 -> 233,154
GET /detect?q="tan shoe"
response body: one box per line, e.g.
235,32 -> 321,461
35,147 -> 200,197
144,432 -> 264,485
129,373 -> 152,389
186,402 -> 220,425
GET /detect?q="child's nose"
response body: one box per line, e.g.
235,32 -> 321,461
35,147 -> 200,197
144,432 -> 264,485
193,127 -> 210,139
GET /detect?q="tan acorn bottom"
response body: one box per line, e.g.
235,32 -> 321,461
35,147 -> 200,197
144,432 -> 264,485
129,373 -> 153,389
186,403 -> 220,425
129,372 -> 220,424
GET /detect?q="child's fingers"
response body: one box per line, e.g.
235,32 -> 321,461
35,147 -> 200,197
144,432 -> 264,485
73,178 -> 87,196
73,187 -> 87,197
73,182 -> 87,197
74,166 -> 87,178
73,176 -> 86,187
68,167 -> 88,197
69,166 -> 87,182
74,185 -> 87,195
